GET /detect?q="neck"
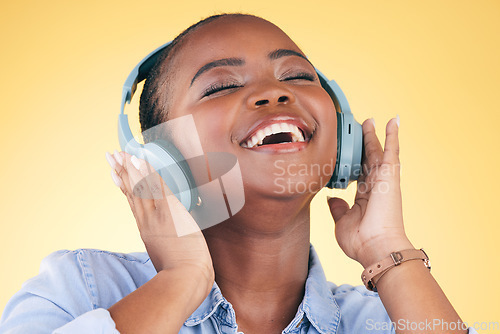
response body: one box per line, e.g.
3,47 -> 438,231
202,196 -> 312,333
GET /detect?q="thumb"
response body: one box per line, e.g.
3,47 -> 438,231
327,197 -> 350,223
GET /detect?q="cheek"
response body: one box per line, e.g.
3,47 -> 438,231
301,87 -> 338,177
192,111 -> 232,153
298,86 -> 338,151
306,87 -> 337,121
167,94 -> 239,157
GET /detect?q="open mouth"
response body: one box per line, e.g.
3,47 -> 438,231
240,120 -> 311,149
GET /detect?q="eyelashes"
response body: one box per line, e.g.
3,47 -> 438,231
280,72 -> 316,82
202,82 -> 242,98
201,71 -> 317,98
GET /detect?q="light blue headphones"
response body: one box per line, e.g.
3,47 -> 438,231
118,42 -> 363,211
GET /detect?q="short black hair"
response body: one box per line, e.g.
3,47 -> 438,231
139,13 -> 255,143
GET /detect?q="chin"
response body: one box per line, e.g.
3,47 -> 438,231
245,173 -> 325,200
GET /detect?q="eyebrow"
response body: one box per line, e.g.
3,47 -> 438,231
268,49 -> 311,65
190,49 -> 312,86
190,58 -> 244,86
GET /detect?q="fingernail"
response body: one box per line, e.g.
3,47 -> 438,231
370,118 -> 376,128
113,150 -> 123,166
110,170 -> 122,187
131,155 -> 141,170
396,114 -> 400,127
105,152 -> 116,169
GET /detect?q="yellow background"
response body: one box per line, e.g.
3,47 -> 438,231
1,0 -> 499,331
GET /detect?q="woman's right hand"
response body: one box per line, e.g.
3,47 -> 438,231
105,151 -> 213,333
106,150 -> 214,292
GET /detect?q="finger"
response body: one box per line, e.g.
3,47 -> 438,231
361,118 -> 384,176
327,197 -> 350,223
167,193 -> 202,237
138,156 -> 175,211
119,176 -> 142,222
106,152 -> 125,190
110,166 -> 141,223
382,116 -> 400,166
128,154 -> 175,212
113,152 -> 194,238
122,153 -> 156,214
107,152 -> 134,211
130,158 -> 199,238
105,151 -> 119,171
128,154 -> 161,213
114,152 -> 145,219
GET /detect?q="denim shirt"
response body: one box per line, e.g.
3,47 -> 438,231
0,245 -> 477,334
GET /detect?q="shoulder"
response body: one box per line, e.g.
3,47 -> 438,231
0,249 -> 154,331
39,249 -> 154,282
54,248 -> 152,269
330,282 -> 386,312
330,282 -> 379,299
34,249 -> 156,309
329,283 -> 394,333
42,248 -> 151,263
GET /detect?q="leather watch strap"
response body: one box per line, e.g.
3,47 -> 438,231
361,248 -> 431,292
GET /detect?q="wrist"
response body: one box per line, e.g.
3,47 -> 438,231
374,256 -> 431,292
361,248 -> 430,291
156,266 -> 214,314
159,264 -> 215,296
357,236 -> 414,269
109,266 -> 214,333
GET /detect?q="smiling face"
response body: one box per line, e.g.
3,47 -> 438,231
163,15 -> 337,200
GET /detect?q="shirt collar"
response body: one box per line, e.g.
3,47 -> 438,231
184,280 -> 228,326
184,244 -> 341,333
299,244 -> 341,333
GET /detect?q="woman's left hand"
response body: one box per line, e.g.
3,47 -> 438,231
327,116 -> 414,268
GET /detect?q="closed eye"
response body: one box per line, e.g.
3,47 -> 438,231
280,72 -> 316,82
202,82 -> 242,98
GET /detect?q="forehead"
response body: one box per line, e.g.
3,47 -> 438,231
173,16 -> 303,70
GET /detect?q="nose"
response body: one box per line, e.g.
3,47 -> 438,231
246,81 -> 295,109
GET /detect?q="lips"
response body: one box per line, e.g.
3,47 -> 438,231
239,116 -> 313,149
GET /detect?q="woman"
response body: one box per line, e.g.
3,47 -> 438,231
0,13 -> 472,334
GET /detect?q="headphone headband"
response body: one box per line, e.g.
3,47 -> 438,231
121,43 -> 172,116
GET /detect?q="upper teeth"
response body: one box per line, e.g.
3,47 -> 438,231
241,122 -> 305,148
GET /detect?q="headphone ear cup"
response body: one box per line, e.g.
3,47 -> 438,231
326,112 -> 363,189
141,139 -> 198,211
327,112 -> 344,189
315,71 -> 363,190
